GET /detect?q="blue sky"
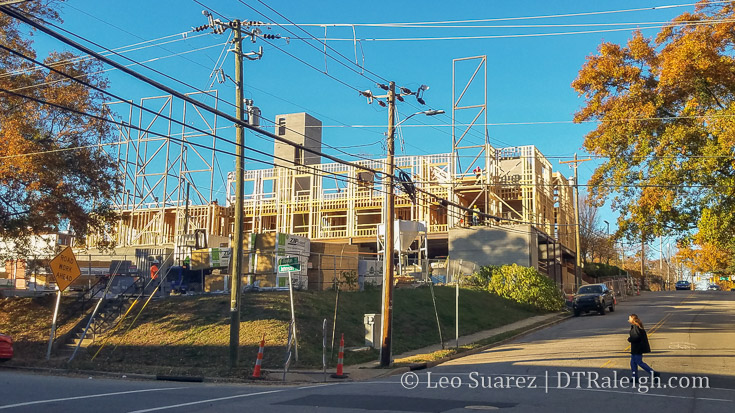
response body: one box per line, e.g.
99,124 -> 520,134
21,0 -> 701,251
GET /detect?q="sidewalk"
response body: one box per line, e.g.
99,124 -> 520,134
277,311 -> 569,383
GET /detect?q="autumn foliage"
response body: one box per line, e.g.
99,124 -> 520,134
0,1 -> 118,255
573,1 -> 735,274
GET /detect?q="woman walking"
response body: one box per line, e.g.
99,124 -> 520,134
628,313 -> 660,384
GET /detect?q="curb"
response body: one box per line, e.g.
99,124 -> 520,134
384,313 -> 573,376
1,314 -> 571,385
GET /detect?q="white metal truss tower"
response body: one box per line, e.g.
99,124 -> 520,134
450,56 -> 492,228
102,91 -> 224,244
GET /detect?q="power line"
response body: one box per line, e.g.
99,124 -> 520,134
5,7 -> 399,177
0,5 -> 593,232
276,20 -> 733,42
0,43 -> 397,197
267,19 -> 735,30
274,2 -> 727,26
244,0 -> 389,84
194,1 -> 446,164
0,45 -> 463,219
0,84 -> 389,200
2,80 -> 580,237
0,6 -> 394,179
1,80 -> 533,230
8,42 -> 228,94
0,31 -> 210,80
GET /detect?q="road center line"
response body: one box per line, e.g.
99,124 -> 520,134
599,292 -> 692,369
0,387 -> 187,410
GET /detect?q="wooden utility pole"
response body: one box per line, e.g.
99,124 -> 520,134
559,154 -> 592,290
229,20 -> 245,369
667,242 -> 671,290
380,81 -> 396,367
641,231 -> 645,284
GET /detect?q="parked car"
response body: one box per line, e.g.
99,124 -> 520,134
675,280 -> 691,290
707,284 -> 720,291
573,284 -> 615,316
0,333 -> 13,361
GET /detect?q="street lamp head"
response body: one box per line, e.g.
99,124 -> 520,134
424,109 -> 445,116
395,109 -> 446,127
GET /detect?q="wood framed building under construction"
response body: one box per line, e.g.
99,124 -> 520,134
99,111 -> 578,288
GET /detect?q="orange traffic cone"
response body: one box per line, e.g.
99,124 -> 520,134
330,333 -> 348,379
251,333 -> 266,379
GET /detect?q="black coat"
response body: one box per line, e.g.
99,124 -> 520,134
628,325 -> 651,355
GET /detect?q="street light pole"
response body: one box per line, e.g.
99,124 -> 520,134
229,20 -> 245,369
380,81 -> 396,368
379,106 -> 444,367
603,220 -> 610,266
559,154 -> 592,291
369,82 -> 442,367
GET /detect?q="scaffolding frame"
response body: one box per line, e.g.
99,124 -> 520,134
98,91 -> 224,247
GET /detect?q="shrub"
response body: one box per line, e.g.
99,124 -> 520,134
465,265 -> 495,289
484,264 -> 564,311
584,262 -> 626,279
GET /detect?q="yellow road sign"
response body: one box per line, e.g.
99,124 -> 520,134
49,246 -> 81,292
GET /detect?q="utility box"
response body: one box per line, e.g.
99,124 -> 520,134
364,313 -> 381,349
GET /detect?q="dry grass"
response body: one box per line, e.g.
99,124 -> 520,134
1,286 -> 543,378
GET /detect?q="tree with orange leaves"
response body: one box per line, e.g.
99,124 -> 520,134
573,0 -> 735,271
0,1 -> 118,257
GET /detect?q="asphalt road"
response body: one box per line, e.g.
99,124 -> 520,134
0,291 -> 733,412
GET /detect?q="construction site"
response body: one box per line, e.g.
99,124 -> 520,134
2,56 -> 579,295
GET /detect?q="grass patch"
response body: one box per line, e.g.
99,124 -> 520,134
1,285 -> 545,377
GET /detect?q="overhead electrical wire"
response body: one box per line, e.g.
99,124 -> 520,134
276,20 -> 735,42
235,0 -> 494,152
28,1 -> 732,165
0,79 -> 500,228
0,83 -> 388,202
74,1 -> 390,148
272,19 -> 735,29
243,0 -> 390,84
5,8 -> 396,174
0,78 -> 582,233
0,44 -> 407,199
272,1 -> 729,26
187,2 -> 402,168
0,6 -> 396,181
3,5 -> 683,229
201,0 -> 465,162
9,6 -> 390,147
0,42 -> 468,223
8,42 -> 228,94
0,31 -> 211,79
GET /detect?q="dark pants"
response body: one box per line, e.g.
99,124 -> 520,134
630,354 -> 653,378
